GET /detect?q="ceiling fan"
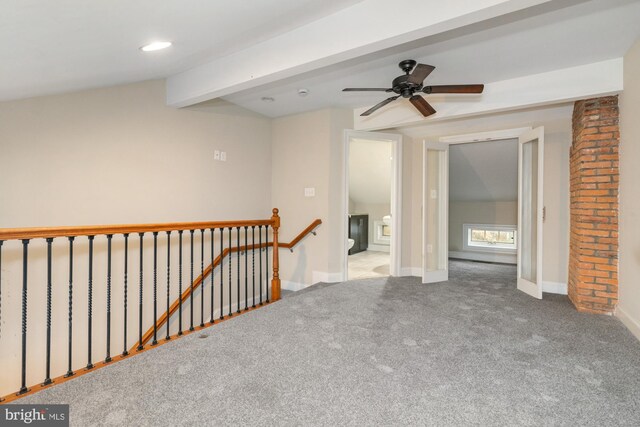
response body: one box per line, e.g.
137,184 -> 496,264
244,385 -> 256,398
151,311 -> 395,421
343,59 -> 484,117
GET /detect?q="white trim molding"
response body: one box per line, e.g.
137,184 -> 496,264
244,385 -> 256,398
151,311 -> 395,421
281,280 -> 310,292
542,281 -> 567,295
449,250 -> 517,265
616,306 -> 640,342
312,271 -> 344,284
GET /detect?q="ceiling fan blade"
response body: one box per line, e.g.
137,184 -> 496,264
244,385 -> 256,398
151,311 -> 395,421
409,95 -> 436,117
343,88 -> 392,92
407,63 -> 435,85
360,95 -> 400,116
423,84 -> 484,94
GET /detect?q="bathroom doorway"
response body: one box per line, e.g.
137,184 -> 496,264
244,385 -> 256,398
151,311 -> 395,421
343,130 -> 402,280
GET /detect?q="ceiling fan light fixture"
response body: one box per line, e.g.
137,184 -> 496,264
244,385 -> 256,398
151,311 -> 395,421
140,41 -> 172,52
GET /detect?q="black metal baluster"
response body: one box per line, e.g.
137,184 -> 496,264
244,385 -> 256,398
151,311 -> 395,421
178,230 -> 183,335
152,232 -> 158,345
236,227 -> 241,314
265,227 -> 270,303
210,228 -> 215,324
64,237 -> 75,377
43,238 -> 53,385
137,233 -> 144,351
122,234 -> 129,356
252,226 -> 256,308
259,226 -> 263,305
189,230 -> 194,331
166,231 -> 171,341
105,234 -> 113,363
86,236 -> 94,370
244,226 -> 248,310
228,227 -> 232,316
200,229 -> 205,328
220,228 -> 224,320
18,239 -> 30,394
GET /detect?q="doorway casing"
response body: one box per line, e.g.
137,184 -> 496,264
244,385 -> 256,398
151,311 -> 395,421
343,130 -> 402,279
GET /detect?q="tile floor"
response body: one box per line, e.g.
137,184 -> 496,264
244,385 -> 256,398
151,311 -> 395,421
347,250 -> 390,279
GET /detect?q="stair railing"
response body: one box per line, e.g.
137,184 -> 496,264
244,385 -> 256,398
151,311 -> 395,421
0,209 -> 320,402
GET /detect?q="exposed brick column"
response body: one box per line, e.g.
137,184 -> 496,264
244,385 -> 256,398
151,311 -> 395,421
569,96 -> 619,314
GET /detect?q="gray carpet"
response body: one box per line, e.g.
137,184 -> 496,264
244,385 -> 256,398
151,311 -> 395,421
18,260 -> 640,426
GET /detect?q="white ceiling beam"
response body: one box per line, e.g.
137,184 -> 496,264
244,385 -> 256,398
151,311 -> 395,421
166,0 -> 554,107
353,58 -> 623,131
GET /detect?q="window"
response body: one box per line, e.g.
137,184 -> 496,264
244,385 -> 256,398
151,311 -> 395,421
463,224 -> 517,252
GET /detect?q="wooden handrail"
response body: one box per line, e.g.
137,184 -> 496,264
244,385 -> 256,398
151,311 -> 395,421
0,219 -> 274,241
280,219 -> 322,250
134,218 -> 321,350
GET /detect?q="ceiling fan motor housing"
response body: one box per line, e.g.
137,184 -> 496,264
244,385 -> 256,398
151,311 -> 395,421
391,75 -> 422,98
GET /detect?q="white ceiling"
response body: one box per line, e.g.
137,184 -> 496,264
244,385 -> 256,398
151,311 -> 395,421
223,0 -> 640,117
349,138 -> 392,204
2,0 -> 639,117
0,0 -> 363,101
449,139 -> 519,202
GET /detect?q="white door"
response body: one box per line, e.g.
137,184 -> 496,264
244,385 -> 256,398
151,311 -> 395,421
517,127 -> 544,299
422,142 -> 449,283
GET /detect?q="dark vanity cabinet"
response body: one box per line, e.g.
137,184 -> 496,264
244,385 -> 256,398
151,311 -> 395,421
348,214 -> 368,255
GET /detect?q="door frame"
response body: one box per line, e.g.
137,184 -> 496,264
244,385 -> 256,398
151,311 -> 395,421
343,130 -> 402,279
422,127 -> 534,282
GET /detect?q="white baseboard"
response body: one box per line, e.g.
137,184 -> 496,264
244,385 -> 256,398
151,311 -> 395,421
399,267 -> 421,277
542,281 -> 568,295
449,250 -> 516,264
281,280 -> 310,292
616,305 -> 640,342
367,244 -> 390,253
312,271 -> 344,284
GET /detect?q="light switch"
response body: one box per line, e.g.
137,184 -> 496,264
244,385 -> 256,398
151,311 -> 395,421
430,189 -> 438,199
304,187 -> 315,197
214,150 -> 220,160
220,151 -> 227,161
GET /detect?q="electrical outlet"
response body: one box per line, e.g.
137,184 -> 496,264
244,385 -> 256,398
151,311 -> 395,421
430,189 -> 437,199
214,150 -> 220,160
220,151 -> 227,161
427,244 -> 433,254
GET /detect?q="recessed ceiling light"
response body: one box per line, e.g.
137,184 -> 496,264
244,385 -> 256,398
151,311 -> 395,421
298,88 -> 310,97
261,97 -> 275,102
140,41 -> 172,52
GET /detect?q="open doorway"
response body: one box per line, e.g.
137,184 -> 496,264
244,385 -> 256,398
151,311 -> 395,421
344,130 -> 402,280
423,127 -> 545,299
448,139 -> 519,267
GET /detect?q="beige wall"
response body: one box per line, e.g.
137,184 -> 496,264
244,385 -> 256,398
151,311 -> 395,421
449,201 -> 518,252
0,80 -> 273,395
400,137 -> 423,272
271,109 -> 354,286
0,80 -> 272,226
542,132 -> 570,286
618,39 -> 640,339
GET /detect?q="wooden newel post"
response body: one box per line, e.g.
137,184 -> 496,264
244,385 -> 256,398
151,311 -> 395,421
271,208 -> 281,301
